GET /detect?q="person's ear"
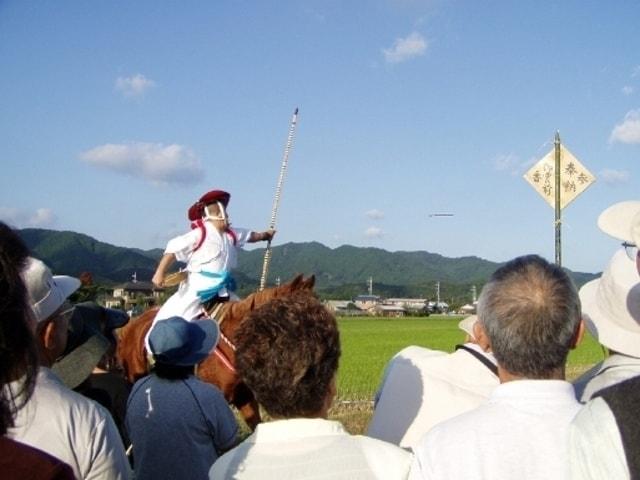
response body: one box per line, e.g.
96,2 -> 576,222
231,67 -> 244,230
42,319 -> 58,351
570,318 -> 585,349
473,321 -> 492,352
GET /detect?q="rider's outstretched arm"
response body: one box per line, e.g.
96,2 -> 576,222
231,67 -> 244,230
248,229 -> 276,243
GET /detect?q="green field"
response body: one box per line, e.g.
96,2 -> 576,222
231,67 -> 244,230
335,315 -> 604,402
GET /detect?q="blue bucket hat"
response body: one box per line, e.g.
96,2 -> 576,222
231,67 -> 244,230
148,317 -> 219,366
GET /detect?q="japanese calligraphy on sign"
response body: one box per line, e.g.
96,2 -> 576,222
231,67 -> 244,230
523,145 -> 595,210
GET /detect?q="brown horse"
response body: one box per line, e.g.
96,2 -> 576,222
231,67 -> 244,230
116,274 -> 315,430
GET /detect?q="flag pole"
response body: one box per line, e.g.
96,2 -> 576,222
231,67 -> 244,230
554,131 -> 562,267
259,108 -> 299,291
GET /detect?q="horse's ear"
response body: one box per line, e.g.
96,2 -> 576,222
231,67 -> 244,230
303,275 -> 315,289
290,274 -> 303,289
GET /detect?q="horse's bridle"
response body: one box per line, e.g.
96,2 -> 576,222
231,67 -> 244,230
207,303 -> 237,373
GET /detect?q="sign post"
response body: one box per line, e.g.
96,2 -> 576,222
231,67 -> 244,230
523,133 -> 595,267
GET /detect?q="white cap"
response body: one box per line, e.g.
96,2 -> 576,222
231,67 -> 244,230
20,257 -> 81,323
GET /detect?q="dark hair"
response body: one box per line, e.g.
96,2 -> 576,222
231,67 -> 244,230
235,292 -> 341,418
0,222 -> 39,434
478,255 -> 581,378
153,362 -> 194,380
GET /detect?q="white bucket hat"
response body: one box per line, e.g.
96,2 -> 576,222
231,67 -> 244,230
21,257 -> 81,323
597,201 -> 640,243
458,315 -> 478,339
579,250 -> 640,357
632,210 -> 640,247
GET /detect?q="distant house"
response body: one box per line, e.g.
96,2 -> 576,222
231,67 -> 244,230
105,279 -> 164,315
427,301 -> 450,313
458,303 -> 477,315
353,295 -> 381,311
385,298 -> 428,312
373,304 -> 406,317
324,300 -> 362,317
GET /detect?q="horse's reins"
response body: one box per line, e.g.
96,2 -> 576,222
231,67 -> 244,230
207,302 -> 237,374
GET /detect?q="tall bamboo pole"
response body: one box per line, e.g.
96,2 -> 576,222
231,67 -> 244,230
259,108 -> 299,291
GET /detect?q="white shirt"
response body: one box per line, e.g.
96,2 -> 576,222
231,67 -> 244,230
153,224 -> 251,322
569,397 -> 629,480
367,344 -> 499,449
7,368 -> 130,480
572,353 -> 640,402
166,223 -> 250,274
410,380 -> 581,480
209,418 -> 413,480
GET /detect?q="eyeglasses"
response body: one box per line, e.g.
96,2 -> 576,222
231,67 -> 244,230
53,303 -> 75,324
622,242 -> 639,262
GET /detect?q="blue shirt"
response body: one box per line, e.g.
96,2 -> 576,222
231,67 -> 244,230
126,373 -> 238,480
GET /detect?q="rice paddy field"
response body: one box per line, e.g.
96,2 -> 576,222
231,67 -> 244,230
329,315 -> 604,434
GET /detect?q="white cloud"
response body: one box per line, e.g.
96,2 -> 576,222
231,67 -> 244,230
599,168 -> 630,185
493,153 -> 518,172
0,207 -> 56,228
365,209 -> 385,220
115,74 -> 156,97
610,110 -> 640,144
492,153 -> 534,176
364,226 -> 384,238
382,32 -> 427,64
79,142 -> 204,186
622,86 -> 634,96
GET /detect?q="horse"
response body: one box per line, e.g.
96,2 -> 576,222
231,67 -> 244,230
116,274 -> 316,430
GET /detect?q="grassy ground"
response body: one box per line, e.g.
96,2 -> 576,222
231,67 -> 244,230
329,315 -> 604,434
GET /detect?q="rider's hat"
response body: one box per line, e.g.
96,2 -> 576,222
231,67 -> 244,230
187,190 -> 231,221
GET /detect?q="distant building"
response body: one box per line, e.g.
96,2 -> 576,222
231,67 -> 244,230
373,304 -> 406,317
324,300 -> 362,317
385,298 -> 428,312
105,278 -> 163,315
353,295 -> 381,311
458,303 -> 477,315
427,301 -> 450,313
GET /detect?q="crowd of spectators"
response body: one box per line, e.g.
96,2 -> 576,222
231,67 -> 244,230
1,198 -> 639,479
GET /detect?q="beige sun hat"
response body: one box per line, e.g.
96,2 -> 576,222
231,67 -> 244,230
458,315 -> 478,340
597,201 -> 640,243
579,249 -> 640,357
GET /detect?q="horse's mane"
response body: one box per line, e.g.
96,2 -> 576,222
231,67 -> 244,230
218,273 -> 315,324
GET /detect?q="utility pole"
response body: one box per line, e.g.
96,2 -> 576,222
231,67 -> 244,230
471,285 -> 477,303
368,277 -> 373,296
435,281 -> 440,304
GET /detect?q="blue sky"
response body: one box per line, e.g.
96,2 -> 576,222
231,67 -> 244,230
1,1 -> 639,275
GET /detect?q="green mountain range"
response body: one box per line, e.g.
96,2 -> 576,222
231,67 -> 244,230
17,228 -> 598,304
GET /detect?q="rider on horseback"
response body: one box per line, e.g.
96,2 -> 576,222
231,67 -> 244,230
150,189 -> 275,327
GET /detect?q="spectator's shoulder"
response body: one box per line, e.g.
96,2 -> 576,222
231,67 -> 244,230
354,435 -> 413,478
40,369 -> 115,424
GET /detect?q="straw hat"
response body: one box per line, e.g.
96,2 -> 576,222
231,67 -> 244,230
579,250 -> 640,357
